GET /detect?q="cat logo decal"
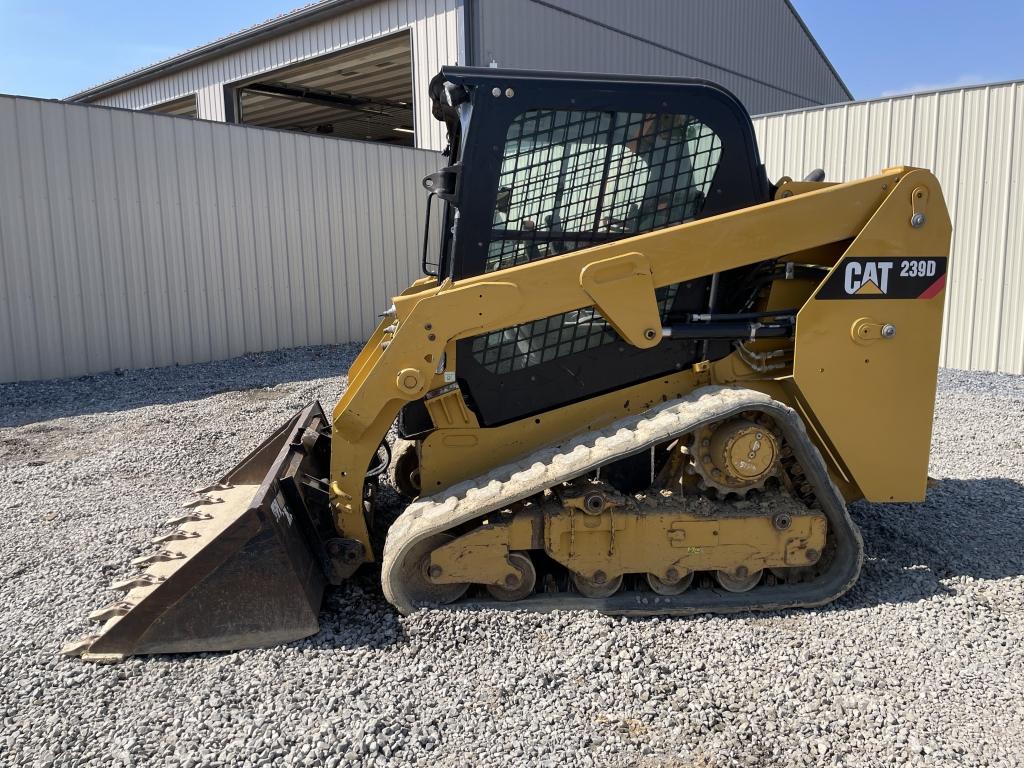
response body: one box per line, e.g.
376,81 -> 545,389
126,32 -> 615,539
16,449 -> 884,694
816,257 -> 947,300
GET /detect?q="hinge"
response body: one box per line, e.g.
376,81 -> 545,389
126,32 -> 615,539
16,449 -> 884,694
422,164 -> 461,203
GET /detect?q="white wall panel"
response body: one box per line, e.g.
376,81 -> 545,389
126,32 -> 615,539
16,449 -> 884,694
85,0 -> 462,150
753,81 -> 1024,375
7,82 -> 1021,381
0,96 -> 443,383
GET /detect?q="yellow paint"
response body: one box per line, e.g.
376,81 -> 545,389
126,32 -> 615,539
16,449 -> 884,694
325,166 -> 949,566
793,170 -> 951,501
429,491 -> 827,585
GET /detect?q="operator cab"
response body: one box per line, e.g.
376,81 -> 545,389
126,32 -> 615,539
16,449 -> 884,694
411,67 -> 772,429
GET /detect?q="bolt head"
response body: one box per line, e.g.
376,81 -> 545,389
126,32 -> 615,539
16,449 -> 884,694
505,573 -> 520,588
881,323 -> 896,339
427,564 -> 443,579
911,212 -> 926,228
665,568 -> 680,583
735,565 -> 748,578
592,570 -> 607,585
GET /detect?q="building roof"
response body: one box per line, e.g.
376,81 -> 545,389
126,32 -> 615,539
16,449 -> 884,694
66,0 -> 370,102
67,0 -> 851,105
781,0 -> 853,101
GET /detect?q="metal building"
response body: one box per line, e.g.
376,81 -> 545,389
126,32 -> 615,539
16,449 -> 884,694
7,3 -> 1019,383
66,0 -> 850,150
0,94 -> 442,383
752,78 -> 1024,376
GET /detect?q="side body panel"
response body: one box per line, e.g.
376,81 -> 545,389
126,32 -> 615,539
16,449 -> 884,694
792,179 -> 951,501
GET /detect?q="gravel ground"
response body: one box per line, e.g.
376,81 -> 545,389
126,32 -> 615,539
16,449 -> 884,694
1,347 -> 1022,767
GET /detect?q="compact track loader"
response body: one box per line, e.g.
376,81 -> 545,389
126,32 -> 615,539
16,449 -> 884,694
64,68 -> 951,662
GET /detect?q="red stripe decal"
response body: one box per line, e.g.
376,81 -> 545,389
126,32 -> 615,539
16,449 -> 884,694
918,273 -> 946,299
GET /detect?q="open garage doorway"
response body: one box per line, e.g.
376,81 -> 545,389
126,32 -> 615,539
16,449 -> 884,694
146,94 -> 198,118
232,31 -> 415,145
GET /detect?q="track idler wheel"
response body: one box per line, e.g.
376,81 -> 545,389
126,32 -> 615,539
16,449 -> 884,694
486,552 -> 537,602
402,534 -> 469,606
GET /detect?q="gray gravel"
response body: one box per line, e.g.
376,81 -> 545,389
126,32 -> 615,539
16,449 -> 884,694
1,346 -> 1022,767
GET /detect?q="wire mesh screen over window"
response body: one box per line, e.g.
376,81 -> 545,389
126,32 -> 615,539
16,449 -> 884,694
472,109 -> 722,375
486,109 -> 721,272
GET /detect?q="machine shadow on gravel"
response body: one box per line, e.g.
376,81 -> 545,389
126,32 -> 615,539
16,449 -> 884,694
836,476 -> 1024,610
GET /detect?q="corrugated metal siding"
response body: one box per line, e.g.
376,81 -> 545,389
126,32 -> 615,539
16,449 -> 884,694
752,81 -> 1024,375
0,95 -> 443,383
470,0 -> 849,114
88,0 -> 463,150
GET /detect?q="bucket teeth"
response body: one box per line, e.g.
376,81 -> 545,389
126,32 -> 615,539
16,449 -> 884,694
182,494 -> 223,509
63,401 -> 331,663
165,511 -> 213,526
61,635 -> 100,658
150,530 -> 201,545
111,573 -> 165,591
88,601 -> 135,623
193,481 -> 233,495
130,549 -> 186,567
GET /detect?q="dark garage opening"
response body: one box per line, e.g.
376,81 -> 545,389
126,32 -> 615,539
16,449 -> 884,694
146,94 -> 199,118
232,32 -> 415,145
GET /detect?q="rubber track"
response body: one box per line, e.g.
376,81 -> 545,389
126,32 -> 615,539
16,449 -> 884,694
382,387 -> 863,616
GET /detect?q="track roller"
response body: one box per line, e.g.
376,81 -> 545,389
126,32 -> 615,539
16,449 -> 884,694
646,570 -> 695,595
572,571 -> 623,598
485,552 -> 537,602
715,567 -> 763,593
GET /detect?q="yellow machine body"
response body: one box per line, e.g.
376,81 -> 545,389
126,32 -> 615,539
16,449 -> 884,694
330,167 -> 951,560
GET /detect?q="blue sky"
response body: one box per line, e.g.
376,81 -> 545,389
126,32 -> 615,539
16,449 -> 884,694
792,0 -> 1024,98
1,1 -> 1022,101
